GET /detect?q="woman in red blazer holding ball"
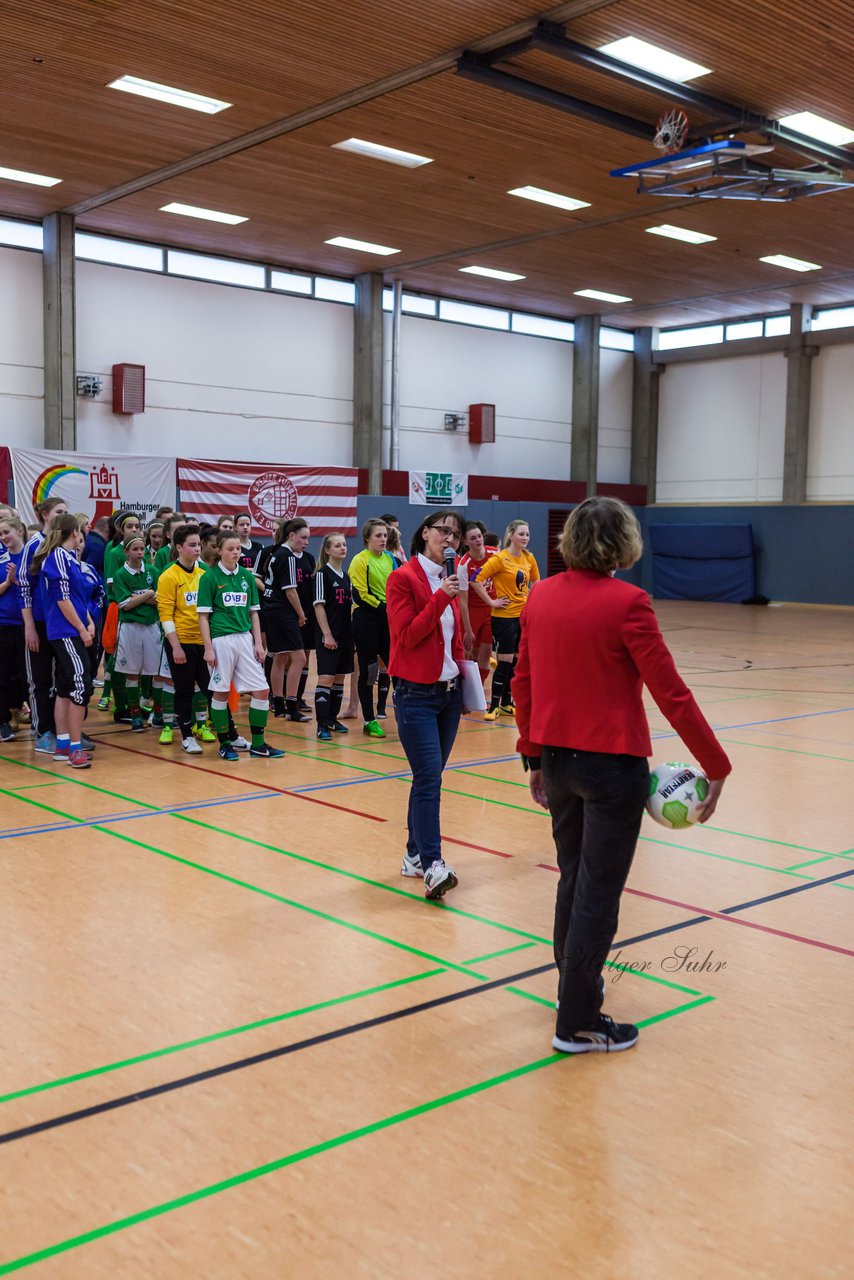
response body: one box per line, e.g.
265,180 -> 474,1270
386,508 -> 466,902
514,497 -> 731,1058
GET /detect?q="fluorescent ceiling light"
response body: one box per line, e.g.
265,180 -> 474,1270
460,265 -> 526,281
759,254 -> 821,272
160,202 -> 247,225
575,288 -> 632,303
508,185 -> 591,212
778,111 -> 854,147
598,36 -> 711,83
646,224 -> 717,244
332,138 -> 432,167
107,75 -> 231,114
325,236 -> 399,255
0,165 -> 61,187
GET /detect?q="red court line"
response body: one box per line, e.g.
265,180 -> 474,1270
537,863 -> 853,957
444,835 -> 513,860
95,740 -> 387,824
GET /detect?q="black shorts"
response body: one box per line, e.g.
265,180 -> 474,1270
51,635 -> 94,706
492,615 -> 522,653
263,608 -> 304,654
300,613 -> 316,651
316,639 -> 355,677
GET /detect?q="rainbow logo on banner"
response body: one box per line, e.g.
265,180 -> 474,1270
32,464 -> 87,507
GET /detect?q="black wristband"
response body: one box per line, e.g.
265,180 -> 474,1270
521,755 -> 542,773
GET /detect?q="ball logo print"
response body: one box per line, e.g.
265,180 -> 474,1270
248,472 -> 299,533
646,762 -> 709,829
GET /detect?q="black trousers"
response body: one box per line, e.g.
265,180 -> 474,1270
352,606 -> 390,722
0,624 -> 26,723
24,618 -> 56,737
166,642 -> 210,736
543,747 -> 649,1037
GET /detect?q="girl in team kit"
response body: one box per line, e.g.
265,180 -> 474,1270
475,519 -> 540,721
99,509 -> 141,720
0,513 -> 27,743
78,542 -> 107,694
235,512 -> 264,572
144,521 -> 165,564
457,521 -> 502,684
152,514 -> 187,576
349,518 -> 396,738
33,515 -> 94,770
156,524 -> 211,754
197,532 -> 284,760
20,495 -> 69,751
312,533 -> 354,741
261,518 -> 315,722
112,533 -> 162,732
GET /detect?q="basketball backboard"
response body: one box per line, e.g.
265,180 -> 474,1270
610,139 -> 853,200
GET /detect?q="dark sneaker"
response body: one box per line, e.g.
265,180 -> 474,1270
81,734 -> 96,752
0,722 -> 16,742
131,716 -> 146,733
249,742 -> 285,758
423,860 -> 458,900
331,720 -> 349,734
218,744 -> 239,761
316,725 -> 332,741
286,709 -> 310,723
113,711 -> 132,724
552,1015 -> 639,1055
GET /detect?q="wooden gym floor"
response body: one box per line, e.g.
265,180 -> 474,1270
0,601 -> 851,1278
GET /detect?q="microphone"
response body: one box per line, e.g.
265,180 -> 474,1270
442,547 -> 457,579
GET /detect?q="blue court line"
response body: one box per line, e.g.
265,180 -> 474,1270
288,752 -> 520,796
0,791 -> 277,841
651,705 -> 854,742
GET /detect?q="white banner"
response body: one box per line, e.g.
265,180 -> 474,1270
408,471 -> 468,506
10,449 -> 176,527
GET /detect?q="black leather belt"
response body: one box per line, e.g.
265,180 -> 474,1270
400,677 -> 459,693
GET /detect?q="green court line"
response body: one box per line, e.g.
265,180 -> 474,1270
453,767 -> 529,790
700,823 -> 832,856
503,986 -> 715,1012
460,942 -> 537,965
3,780 -> 71,791
718,736 -> 854,764
0,970 -> 446,1108
636,831 -> 813,879
440,782 -> 545,816
0,997 -> 709,1275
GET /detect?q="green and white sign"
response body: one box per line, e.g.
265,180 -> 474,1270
408,471 -> 469,506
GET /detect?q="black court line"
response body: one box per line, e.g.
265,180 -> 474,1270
0,962 -> 555,1148
614,863 -> 854,949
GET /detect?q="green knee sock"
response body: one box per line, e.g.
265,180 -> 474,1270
140,675 -> 152,701
248,699 -> 268,747
126,679 -> 140,716
210,701 -> 230,744
112,671 -> 127,714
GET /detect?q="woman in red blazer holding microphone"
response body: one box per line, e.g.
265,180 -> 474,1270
387,508 -> 467,901
514,497 -> 732,1056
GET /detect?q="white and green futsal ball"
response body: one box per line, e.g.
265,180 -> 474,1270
646,762 -> 709,829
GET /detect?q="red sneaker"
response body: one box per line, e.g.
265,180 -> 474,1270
68,748 -> 91,770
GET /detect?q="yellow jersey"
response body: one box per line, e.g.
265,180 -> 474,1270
475,549 -> 540,617
156,561 -> 205,645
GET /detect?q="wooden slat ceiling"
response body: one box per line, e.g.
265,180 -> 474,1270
2,0 -> 852,327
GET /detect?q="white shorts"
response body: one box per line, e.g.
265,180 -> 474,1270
208,632 -> 266,696
158,643 -> 172,680
115,621 -> 163,677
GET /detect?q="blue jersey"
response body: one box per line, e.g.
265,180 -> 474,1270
20,531 -> 47,622
41,546 -> 91,641
0,546 -> 24,626
80,560 -> 106,623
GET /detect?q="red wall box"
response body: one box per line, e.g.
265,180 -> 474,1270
112,363 -> 145,415
469,403 -> 495,444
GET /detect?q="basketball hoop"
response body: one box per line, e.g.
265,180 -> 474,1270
654,108 -> 689,154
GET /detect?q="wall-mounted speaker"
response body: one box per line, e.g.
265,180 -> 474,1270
112,363 -> 145,415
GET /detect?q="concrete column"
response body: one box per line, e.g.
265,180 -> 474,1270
570,313 -> 600,494
353,271 -> 384,493
630,326 -> 663,502
43,212 -> 77,451
782,302 -> 816,505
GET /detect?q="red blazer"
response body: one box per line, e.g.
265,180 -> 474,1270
387,557 -> 466,683
514,569 -> 732,780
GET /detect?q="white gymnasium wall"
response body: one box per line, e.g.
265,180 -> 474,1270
75,262 -> 354,464
0,247 -> 44,448
808,345 -> 854,499
381,313 -> 574,478
598,347 -> 633,484
657,353 -> 787,502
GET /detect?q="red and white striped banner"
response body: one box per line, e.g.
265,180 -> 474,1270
177,459 -> 359,537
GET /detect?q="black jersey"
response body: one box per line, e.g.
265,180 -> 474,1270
239,540 -> 265,572
313,566 -> 352,641
262,545 -> 315,613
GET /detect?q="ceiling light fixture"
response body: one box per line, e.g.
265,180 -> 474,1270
460,265 -> 526,281
160,202 -> 247,224
508,185 -> 591,212
646,224 -> 717,244
759,254 -> 821,272
332,138 -> 433,167
575,288 -> 632,303
598,36 -> 711,83
0,165 -> 61,187
325,236 -> 400,255
107,75 -> 231,113
778,111 -> 854,146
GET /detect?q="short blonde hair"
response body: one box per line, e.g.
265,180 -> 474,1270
558,498 -> 642,572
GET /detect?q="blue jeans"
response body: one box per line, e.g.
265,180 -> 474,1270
395,679 -> 463,871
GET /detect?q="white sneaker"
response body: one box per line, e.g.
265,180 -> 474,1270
181,736 -> 203,754
400,851 -> 423,879
229,735 -> 251,751
423,860 -> 458,900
